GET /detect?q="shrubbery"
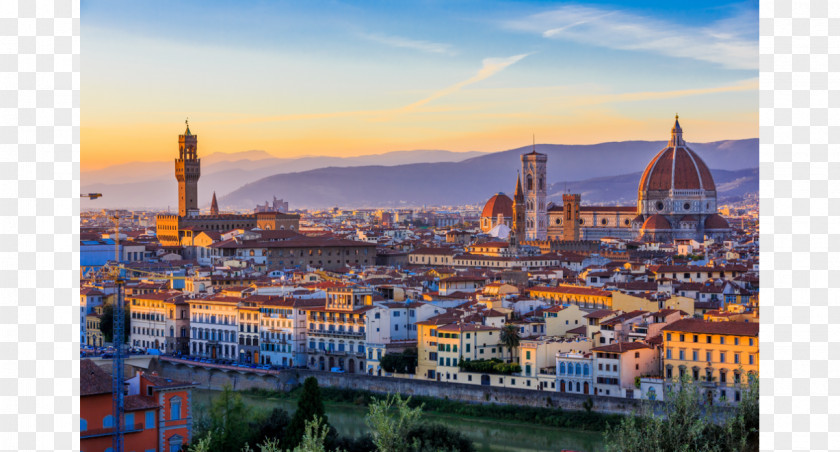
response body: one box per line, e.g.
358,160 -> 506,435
457,358 -> 521,375
379,348 -> 418,374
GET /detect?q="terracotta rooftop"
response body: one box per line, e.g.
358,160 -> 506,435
80,359 -> 111,396
662,318 -> 758,337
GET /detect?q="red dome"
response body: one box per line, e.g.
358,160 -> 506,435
641,214 -> 672,231
679,215 -> 699,223
631,214 -> 645,225
639,146 -> 715,193
704,214 -> 729,229
481,193 -> 513,218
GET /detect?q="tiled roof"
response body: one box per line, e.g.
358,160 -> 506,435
81,359 -> 111,396
662,318 -> 759,337
124,395 -> 160,411
591,341 -> 652,353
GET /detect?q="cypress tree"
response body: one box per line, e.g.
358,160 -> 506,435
283,377 -> 329,450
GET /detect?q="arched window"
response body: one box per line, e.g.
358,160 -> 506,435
527,174 -> 533,191
170,396 -> 182,421
559,362 -> 566,374
583,363 -> 590,376
575,363 -> 581,375
103,415 -> 115,428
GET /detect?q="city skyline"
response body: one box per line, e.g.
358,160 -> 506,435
82,0 -> 758,171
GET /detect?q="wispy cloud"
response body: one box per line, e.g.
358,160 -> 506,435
505,5 -> 757,70
208,53 -> 531,126
567,78 -> 759,107
400,53 -> 531,112
359,32 -> 456,55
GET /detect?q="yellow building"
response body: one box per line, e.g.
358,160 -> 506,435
543,304 -> 586,336
415,315 -> 504,382
85,305 -> 105,347
662,319 -> 758,404
611,291 -> 695,314
528,284 -> 612,309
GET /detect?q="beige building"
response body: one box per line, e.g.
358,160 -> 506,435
592,341 -> 660,398
128,291 -> 184,352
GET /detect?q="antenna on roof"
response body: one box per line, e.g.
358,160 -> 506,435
532,134 -> 536,152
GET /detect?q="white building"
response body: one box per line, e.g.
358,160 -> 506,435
188,295 -> 241,360
128,291 -> 183,351
364,301 -> 440,375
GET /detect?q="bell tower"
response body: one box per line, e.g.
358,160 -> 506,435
175,119 -> 201,217
522,142 -> 547,240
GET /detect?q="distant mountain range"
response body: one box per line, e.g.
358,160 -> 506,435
81,139 -> 758,210
80,149 -> 486,209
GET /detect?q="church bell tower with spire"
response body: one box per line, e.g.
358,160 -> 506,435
510,173 -> 526,251
175,119 -> 201,217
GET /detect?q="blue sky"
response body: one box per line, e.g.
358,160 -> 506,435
81,0 -> 758,169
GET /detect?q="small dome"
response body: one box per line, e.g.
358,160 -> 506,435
679,215 -> 699,223
704,214 -> 729,230
641,214 -> 672,231
631,214 -> 645,225
481,193 -> 513,219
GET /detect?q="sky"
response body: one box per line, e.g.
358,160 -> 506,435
81,0 -> 759,171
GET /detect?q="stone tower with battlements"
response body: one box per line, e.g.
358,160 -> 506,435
175,120 -> 200,217
562,193 -> 581,241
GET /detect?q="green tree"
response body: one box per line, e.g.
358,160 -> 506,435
194,384 -> 254,451
498,324 -> 520,363
283,377 -> 329,450
603,374 -> 759,452
100,302 -> 129,344
366,394 -> 423,452
379,349 -> 418,374
241,418 -> 333,452
253,407 -> 292,446
405,423 -> 475,452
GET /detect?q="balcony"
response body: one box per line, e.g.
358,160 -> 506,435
308,347 -> 364,357
307,329 -> 365,338
80,423 -> 144,439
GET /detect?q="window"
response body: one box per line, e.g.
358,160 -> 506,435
666,349 -> 672,359
526,351 -> 531,360
103,415 -> 115,428
734,337 -> 740,346
706,336 -> 712,344
749,338 -> 754,346
80,418 -> 87,432
125,413 -> 135,428
693,335 -> 698,343
720,352 -> 726,363
666,333 -> 671,341
635,352 -> 640,358
749,355 -> 754,365
146,410 -> 155,429
679,334 -> 685,342
734,354 -> 740,364
171,396 -> 182,420
720,336 -> 725,345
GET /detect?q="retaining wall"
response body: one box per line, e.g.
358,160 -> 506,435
148,358 -> 645,416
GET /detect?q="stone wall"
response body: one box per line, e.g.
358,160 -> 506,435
149,359 -> 645,416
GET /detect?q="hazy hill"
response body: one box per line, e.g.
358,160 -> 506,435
82,139 -> 758,210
